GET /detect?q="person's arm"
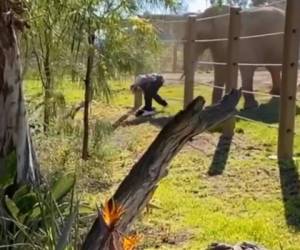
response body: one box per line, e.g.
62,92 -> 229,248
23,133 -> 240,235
153,94 -> 168,107
150,75 -> 167,106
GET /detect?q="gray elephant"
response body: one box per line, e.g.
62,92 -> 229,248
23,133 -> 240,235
149,5 -> 286,109
192,5 -> 285,108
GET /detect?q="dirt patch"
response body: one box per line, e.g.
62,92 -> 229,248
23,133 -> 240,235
185,131 -> 263,157
138,223 -> 194,249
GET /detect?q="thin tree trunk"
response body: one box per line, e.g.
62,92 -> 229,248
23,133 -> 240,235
82,89 -> 241,250
71,69 -> 77,82
0,2 -> 40,185
82,33 -> 95,160
43,31 -> 53,133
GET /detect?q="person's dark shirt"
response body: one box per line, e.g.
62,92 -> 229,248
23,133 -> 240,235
131,73 -> 164,92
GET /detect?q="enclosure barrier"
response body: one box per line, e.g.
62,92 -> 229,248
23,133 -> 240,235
221,7 -> 240,137
278,0 -> 300,159
183,15 -> 197,108
134,0 -> 299,160
194,81 -> 300,101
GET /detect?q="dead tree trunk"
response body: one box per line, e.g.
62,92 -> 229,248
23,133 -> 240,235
82,33 -> 95,160
0,2 -> 40,185
82,89 -> 241,250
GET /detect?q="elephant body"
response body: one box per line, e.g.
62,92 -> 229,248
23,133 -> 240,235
192,5 -> 285,108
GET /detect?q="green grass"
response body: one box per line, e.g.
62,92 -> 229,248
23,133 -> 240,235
24,79 -> 83,104
24,77 -> 300,249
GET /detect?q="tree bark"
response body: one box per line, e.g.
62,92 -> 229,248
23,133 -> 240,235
0,2 -> 40,185
82,33 -> 95,160
43,40 -> 53,133
82,89 -> 241,250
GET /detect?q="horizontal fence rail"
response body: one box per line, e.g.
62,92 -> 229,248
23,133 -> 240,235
135,0 -> 299,161
197,61 -> 227,66
162,30 -> 284,44
196,13 -> 230,22
152,19 -> 187,24
195,38 -> 228,43
194,81 -> 300,101
235,115 -> 280,129
239,63 -> 282,67
239,32 -> 284,40
197,61 -> 283,67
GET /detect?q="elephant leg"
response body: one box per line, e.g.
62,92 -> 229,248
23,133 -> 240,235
212,65 -> 226,104
267,66 -> 281,95
241,67 -> 259,109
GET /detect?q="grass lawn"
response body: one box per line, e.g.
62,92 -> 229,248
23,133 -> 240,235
24,77 -> 300,249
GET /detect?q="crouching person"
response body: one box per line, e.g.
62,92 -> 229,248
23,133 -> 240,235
130,73 -> 168,117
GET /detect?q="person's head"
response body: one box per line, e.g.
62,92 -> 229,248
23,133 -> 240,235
156,75 -> 164,86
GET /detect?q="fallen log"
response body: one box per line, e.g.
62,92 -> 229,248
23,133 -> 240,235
82,89 -> 241,250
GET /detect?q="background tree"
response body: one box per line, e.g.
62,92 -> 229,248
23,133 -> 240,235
19,0 -> 181,159
210,0 -> 249,7
0,0 -> 40,185
26,0 -> 78,132
67,0 -> 179,160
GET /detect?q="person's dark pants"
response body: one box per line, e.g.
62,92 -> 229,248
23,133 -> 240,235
143,86 -> 166,111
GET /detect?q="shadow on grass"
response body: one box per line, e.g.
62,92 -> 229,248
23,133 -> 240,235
279,160 -> 300,229
239,97 -> 300,124
121,115 -> 172,128
122,115 -> 233,177
208,135 -> 233,176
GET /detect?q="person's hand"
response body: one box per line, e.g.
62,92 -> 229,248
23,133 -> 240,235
162,100 -> 168,107
130,84 -> 140,93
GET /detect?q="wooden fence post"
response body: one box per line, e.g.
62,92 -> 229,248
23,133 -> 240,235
278,0 -> 300,160
133,90 -> 143,110
183,16 -> 197,108
223,7 -> 241,137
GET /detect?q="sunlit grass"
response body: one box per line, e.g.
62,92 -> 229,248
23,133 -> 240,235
24,77 -> 300,249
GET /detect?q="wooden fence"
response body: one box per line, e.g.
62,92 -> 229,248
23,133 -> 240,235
134,0 -> 300,161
